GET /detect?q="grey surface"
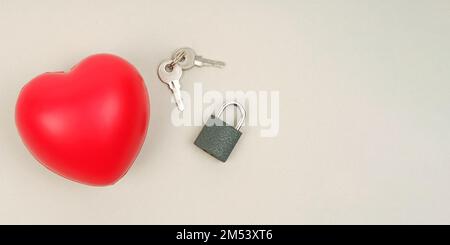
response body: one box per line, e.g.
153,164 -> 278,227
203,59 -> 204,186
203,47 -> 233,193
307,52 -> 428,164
0,0 -> 449,224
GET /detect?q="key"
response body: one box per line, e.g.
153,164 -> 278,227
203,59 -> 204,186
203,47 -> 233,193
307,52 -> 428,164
157,59 -> 185,111
172,47 -> 226,70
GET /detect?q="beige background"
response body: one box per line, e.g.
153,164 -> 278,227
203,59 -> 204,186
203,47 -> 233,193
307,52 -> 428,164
0,0 -> 449,224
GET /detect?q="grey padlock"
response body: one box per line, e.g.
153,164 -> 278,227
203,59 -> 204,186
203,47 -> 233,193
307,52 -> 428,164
194,102 -> 246,162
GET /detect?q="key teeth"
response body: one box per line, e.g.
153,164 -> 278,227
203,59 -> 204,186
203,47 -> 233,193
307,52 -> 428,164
194,56 -> 226,68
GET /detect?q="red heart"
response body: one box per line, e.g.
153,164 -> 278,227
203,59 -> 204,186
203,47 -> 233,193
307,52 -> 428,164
15,54 -> 150,186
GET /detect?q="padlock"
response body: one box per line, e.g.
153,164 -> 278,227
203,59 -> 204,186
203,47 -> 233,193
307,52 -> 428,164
194,101 -> 246,162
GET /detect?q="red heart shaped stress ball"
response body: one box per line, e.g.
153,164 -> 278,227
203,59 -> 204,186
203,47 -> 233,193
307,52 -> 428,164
15,54 -> 150,186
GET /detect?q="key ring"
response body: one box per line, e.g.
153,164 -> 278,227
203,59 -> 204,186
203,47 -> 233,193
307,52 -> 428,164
168,49 -> 186,69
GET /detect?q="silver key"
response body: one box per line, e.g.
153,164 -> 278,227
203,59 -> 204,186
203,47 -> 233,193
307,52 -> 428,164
172,47 -> 226,70
157,59 -> 185,111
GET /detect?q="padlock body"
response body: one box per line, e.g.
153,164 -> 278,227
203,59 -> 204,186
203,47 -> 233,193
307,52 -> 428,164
194,115 -> 242,162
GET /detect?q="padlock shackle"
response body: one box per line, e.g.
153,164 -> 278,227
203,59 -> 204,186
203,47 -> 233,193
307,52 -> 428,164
216,101 -> 246,130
